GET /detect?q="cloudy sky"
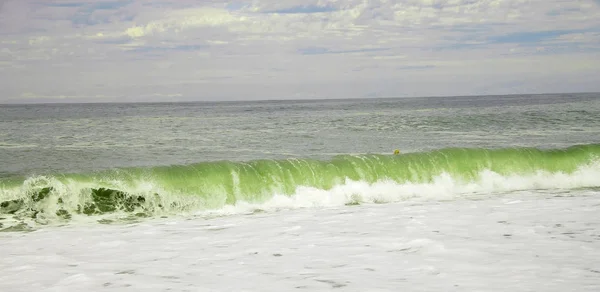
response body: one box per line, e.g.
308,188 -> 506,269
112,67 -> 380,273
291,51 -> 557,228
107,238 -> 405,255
0,0 -> 599,103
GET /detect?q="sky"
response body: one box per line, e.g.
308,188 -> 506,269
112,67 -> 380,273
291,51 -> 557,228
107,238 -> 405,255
0,0 -> 599,103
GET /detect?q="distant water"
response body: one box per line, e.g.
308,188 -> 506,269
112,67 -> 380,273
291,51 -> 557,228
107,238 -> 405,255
1,93 -> 599,230
2,93 -> 600,291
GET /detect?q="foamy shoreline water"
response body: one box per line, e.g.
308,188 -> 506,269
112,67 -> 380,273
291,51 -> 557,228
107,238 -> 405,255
2,191 -> 599,291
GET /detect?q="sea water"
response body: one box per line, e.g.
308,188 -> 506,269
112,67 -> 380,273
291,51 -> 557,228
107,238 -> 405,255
1,93 -> 600,291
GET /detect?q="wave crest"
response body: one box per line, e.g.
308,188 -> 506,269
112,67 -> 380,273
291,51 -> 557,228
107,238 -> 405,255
1,144 -> 599,230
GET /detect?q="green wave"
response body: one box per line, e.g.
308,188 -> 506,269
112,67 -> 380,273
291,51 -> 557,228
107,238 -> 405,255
1,144 -> 599,229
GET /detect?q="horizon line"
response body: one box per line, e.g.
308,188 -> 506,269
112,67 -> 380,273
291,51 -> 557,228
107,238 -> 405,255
0,91 -> 598,106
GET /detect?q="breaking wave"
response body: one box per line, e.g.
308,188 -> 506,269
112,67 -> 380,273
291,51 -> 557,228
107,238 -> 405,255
1,144 -> 599,231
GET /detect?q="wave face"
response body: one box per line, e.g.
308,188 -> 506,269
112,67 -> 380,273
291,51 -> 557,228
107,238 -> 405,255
1,144 -> 600,230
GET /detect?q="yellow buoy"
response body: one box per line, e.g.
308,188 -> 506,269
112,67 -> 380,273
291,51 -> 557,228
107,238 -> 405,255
393,149 -> 400,155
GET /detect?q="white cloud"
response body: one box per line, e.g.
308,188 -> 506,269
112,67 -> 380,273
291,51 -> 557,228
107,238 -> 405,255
124,7 -> 244,38
28,36 -> 51,46
553,32 -> 600,44
0,0 -> 599,103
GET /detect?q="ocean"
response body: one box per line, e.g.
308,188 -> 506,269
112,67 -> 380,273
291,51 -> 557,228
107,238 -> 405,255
1,93 -> 600,291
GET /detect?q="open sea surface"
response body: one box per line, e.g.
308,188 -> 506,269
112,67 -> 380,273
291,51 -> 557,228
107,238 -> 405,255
1,93 -> 600,291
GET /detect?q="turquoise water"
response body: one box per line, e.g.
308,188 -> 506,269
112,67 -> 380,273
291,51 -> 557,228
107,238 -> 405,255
1,93 -> 599,229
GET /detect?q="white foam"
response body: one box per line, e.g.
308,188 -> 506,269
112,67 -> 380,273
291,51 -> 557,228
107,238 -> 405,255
2,162 -> 600,228
203,162 -> 600,216
1,190 -> 599,291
